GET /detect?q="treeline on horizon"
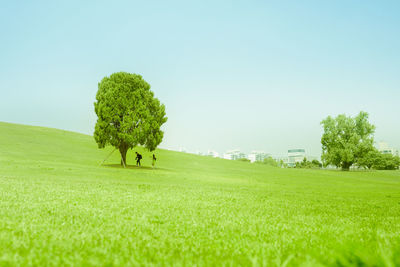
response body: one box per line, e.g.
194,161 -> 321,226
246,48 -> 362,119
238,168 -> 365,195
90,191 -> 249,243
238,111 -> 400,171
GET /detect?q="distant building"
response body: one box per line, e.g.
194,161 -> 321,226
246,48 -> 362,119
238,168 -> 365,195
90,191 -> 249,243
377,142 -> 399,156
207,150 -> 219,158
247,151 -> 270,163
223,150 -> 247,160
287,149 -> 306,167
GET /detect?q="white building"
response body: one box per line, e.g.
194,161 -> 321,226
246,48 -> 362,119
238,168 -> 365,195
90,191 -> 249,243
287,149 -> 306,167
207,150 -> 219,158
247,151 -> 270,163
223,150 -> 247,160
377,142 -> 399,156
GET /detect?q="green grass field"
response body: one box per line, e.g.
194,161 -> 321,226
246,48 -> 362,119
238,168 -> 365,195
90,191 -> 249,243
0,122 -> 399,266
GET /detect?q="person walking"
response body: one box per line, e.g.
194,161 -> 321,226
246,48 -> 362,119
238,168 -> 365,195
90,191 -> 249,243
152,154 -> 157,168
135,152 -> 142,166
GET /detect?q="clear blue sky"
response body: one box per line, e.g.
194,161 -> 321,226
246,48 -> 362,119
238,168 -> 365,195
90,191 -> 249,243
1,0 -> 399,157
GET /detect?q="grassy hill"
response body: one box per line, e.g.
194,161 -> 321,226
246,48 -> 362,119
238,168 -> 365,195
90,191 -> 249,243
0,122 -> 399,266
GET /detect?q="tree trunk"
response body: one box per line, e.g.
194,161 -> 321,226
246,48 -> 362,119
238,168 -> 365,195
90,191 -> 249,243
341,162 -> 352,171
120,147 -> 127,168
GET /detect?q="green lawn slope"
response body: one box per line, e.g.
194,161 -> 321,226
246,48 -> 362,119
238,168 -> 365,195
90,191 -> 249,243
0,122 -> 399,266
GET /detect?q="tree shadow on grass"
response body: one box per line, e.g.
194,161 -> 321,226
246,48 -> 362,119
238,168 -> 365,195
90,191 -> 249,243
101,163 -> 169,171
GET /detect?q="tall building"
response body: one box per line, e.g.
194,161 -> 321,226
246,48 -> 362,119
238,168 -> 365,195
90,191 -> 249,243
287,149 -> 306,167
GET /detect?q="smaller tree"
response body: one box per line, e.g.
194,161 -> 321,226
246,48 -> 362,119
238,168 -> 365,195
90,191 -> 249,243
373,153 -> 400,170
321,111 -> 375,171
311,159 -> 322,168
300,157 -> 310,168
295,158 -> 322,169
278,159 -> 287,168
263,156 -> 278,167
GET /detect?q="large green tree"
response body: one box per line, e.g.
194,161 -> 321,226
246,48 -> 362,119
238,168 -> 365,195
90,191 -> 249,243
321,111 -> 375,171
94,72 -> 167,167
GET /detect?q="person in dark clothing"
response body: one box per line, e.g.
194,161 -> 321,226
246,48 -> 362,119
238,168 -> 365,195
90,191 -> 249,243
135,152 -> 142,166
152,154 -> 156,168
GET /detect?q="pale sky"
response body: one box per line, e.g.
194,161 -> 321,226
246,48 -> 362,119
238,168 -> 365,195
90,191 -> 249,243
1,1 -> 399,157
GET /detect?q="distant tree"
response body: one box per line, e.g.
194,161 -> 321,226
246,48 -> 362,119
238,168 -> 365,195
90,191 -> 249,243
321,111 -> 375,171
237,158 -> 250,162
311,159 -> 322,168
94,72 -> 167,167
373,153 -> 400,170
295,158 -> 321,169
278,159 -> 287,168
300,157 -> 309,168
263,157 -> 278,167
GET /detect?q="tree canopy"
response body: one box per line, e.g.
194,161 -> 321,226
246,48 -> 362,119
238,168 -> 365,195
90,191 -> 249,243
94,72 -> 167,167
321,111 -> 375,170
